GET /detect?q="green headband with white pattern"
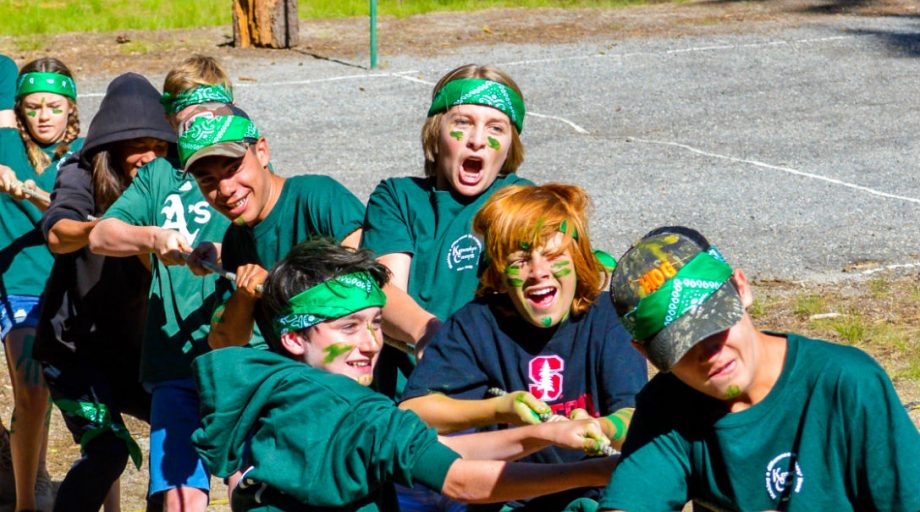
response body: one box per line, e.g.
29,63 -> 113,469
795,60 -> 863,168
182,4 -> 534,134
17,72 -> 77,100
428,78 -> 525,133
273,272 -> 387,336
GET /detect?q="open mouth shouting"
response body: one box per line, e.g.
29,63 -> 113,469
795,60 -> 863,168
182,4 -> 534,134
459,156 -> 484,186
525,285 -> 558,310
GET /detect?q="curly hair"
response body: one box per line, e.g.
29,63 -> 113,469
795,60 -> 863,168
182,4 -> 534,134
15,58 -> 80,175
473,183 -> 604,316
421,64 -> 525,178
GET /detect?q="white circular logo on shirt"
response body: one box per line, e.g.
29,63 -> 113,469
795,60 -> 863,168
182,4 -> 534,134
764,452 -> 804,500
446,234 -> 482,272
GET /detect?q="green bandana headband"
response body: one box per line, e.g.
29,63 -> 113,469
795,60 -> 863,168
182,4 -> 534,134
177,115 -> 260,167
160,84 -> 233,115
274,272 -> 387,335
622,248 -> 732,341
428,78 -> 526,133
17,72 -> 77,100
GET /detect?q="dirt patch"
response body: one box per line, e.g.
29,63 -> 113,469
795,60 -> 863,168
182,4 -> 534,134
1,0 -> 917,76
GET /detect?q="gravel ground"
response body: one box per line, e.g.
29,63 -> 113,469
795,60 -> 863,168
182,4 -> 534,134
73,13 -> 920,281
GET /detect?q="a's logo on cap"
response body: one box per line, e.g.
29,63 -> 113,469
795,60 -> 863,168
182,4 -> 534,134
528,355 -> 564,402
764,452 -> 804,501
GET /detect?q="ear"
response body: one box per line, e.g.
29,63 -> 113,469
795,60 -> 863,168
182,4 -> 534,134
731,268 -> 754,309
280,331 -> 306,357
254,137 -> 271,168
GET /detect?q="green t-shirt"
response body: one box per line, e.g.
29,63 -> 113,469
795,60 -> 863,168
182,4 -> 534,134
104,158 -> 229,383
362,173 -> 532,399
0,132 -> 83,298
600,334 -> 920,512
192,347 -> 461,511
218,174 -> 365,349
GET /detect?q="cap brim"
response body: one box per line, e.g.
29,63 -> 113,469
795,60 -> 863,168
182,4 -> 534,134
644,280 -> 744,372
183,141 -> 249,174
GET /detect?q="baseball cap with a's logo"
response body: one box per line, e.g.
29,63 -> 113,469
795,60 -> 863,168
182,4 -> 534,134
609,226 -> 744,372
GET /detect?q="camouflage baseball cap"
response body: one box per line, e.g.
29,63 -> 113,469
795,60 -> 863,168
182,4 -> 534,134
609,227 -> 744,372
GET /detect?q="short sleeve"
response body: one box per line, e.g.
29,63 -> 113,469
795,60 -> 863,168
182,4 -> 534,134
104,164 -> 156,226
305,176 -> 364,242
843,357 -> 920,511
401,311 -> 491,402
41,162 -> 94,240
598,307 -> 647,414
598,399 -> 692,512
362,179 -> 415,257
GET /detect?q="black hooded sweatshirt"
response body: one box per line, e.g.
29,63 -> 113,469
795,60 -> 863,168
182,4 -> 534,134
34,72 -> 176,369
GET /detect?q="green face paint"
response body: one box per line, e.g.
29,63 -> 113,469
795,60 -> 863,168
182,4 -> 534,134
487,136 -> 501,151
26,110 -> 36,118
504,266 -> 521,276
552,267 -> 573,278
322,343 -> 354,364
506,277 -> 524,288
519,242 -> 530,250
550,260 -> 571,270
52,108 -> 63,115
449,130 -> 463,141
233,216 -> 246,226
541,316 -> 552,327
725,385 -> 741,399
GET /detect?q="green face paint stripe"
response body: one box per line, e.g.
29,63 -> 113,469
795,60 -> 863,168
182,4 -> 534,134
552,268 -> 573,278
519,242 -> 530,250
725,385 -> 741,399
487,136 -> 501,150
504,266 -> 520,276
550,260 -> 571,269
322,343 -> 354,364
541,316 -> 552,327
449,130 -> 463,141
52,108 -> 63,114
506,277 -> 524,288
26,111 -> 36,117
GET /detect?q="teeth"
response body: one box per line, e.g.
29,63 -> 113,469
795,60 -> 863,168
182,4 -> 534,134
528,287 -> 554,297
349,361 -> 369,367
230,197 -> 246,208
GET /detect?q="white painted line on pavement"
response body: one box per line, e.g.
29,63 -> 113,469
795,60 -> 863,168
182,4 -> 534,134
628,137 -> 920,205
498,35 -> 855,67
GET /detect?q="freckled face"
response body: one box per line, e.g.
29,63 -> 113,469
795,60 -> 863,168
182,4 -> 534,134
301,308 -> 383,386
435,104 -> 513,198
502,232 -> 577,329
21,92 -> 72,145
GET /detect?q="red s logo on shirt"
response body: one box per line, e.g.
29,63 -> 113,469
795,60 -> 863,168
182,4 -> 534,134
528,355 -> 564,402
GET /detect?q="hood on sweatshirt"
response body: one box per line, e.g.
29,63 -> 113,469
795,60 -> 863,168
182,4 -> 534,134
79,72 -> 175,167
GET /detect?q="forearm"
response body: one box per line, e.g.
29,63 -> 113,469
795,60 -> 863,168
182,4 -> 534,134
438,424 -> 551,461
207,295 -> 256,349
381,282 -> 441,348
400,394 -> 505,434
89,218 -> 159,257
47,218 -> 98,254
441,457 -> 616,504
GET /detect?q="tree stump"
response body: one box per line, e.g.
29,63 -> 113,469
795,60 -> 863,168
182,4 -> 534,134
232,0 -> 299,49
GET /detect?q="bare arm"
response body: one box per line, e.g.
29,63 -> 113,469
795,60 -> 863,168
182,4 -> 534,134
438,418 -> 608,461
441,456 -> 617,504
89,217 -> 192,265
47,218 -> 99,254
377,252 -> 441,355
400,392 -> 550,435
207,263 -> 266,349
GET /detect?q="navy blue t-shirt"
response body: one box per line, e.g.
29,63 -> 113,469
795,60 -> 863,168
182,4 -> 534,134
402,292 -> 647,509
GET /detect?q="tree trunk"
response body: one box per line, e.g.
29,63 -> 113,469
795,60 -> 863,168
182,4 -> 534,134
232,0 -> 299,49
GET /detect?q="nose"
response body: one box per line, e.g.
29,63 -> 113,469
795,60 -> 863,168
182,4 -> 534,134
698,331 -> 728,361
529,253 -> 552,280
466,124 -> 486,150
37,107 -> 51,122
217,176 -> 235,198
359,322 -> 382,354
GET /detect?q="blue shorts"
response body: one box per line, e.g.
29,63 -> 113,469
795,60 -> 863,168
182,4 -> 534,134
147,377 -> 210,496
0,295 -> 41,339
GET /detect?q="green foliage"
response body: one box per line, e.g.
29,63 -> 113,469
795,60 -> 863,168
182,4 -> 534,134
0,0 -> 658,36
794,294 -> 826,317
